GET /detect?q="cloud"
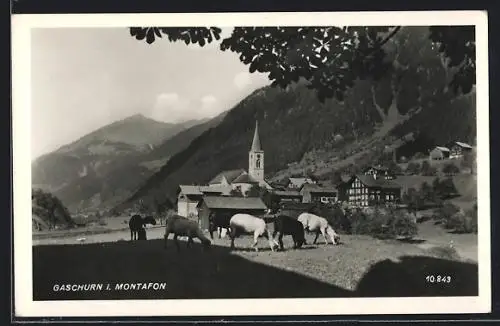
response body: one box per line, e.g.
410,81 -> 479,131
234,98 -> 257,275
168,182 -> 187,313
150,92 -> 191,123
233,71 -> 252,90
200,95 -> 220,117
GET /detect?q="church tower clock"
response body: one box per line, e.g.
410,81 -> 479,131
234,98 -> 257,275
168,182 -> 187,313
249,120 -> 264,183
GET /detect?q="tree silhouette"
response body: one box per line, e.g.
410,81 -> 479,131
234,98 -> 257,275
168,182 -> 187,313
32,188 -> 73,229
129,26 -> 475,102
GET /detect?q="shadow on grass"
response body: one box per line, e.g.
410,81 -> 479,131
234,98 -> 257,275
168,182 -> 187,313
355,256 -> 478,297
33,239 -> 478,300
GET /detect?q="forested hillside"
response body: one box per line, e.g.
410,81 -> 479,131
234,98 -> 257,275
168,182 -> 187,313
115,26 -> 476,210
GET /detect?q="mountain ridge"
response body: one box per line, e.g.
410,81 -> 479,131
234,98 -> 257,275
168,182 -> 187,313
31,113 -> 219,212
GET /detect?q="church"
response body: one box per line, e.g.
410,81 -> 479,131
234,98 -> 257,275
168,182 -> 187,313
176,121 -> 272,218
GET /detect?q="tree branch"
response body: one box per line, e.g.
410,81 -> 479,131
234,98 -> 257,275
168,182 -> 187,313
378,26 -> 402,49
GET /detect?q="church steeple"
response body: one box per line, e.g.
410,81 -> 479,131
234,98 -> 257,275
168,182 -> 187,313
249,120 -> 264,183
251,120 -> 262,152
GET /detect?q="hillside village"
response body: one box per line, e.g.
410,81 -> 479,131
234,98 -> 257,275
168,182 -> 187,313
171,119 -> 476,232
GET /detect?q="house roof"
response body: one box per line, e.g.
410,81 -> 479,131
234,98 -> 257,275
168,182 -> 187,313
208,169 -> 246,185
455,141 -> 473,149
273,190 -> 302,197
347,174 -> 402,190
179,185 -> 203,196
288,177 -> 314,188
200,185 -> 232,195
434,146 -> 450,152
232,172 -> 259,184
309,187 -> 338,194
200,196 -> 268,210
179,184 -> 232,196
300,183 -> 337,194
251,120 -> 262,152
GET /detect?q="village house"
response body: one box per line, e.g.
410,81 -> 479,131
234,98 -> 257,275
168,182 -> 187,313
363,165 -> 396,180
272,189 -> 303,204
197,196 -> 268,231
300,183 -> 338,204
429,146 -> 451,160
177,120 -> 273,217
286,177 -> 316,189
338,174 -> 401,207
449,141 -> 473,159
176,185 -> 232,218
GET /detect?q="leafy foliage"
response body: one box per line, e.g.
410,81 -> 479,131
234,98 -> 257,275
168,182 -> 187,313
130,27 -> 222,46
421,160 -> 437,176
128,26 -> 475,103
442,162 -> 460,176
405,162 -> 421,175
431,177 -> 459,200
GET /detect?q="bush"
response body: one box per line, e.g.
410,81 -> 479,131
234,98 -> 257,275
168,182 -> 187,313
445,205 -> 477,234
466,206 -> 478,234
309,203 -> 351,234
350,207 -> 418,240
442,162 -> 460,176
435,202 -> 460,226
350,209 -> 381,236
98,220 -> 107,226
390,210 -> 418,239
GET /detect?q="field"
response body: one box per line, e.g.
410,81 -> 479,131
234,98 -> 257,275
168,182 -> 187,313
32,221 -> 478,300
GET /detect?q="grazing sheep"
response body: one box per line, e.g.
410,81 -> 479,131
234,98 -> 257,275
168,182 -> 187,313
129,214 -> 157,241
272,214 -> 306,250
164,214 -> 211,251
208,211 -> 231,240
297,212 -> 340,245
229,213 -> 279,252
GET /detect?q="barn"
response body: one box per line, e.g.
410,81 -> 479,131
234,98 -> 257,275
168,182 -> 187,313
449,141 -> 473,159
300,184 -> 338,204
429,146 -> 451,160
196,196 -> 268,231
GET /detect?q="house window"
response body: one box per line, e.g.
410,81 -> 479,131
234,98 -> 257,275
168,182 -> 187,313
385,194 -> 390,201
256,154 -> 261,168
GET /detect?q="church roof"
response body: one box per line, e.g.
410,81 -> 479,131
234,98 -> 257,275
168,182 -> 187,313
200,196 -> 267,210
251,120 -> 262,152
208,169 -> 246,185
232,173 -> 259,184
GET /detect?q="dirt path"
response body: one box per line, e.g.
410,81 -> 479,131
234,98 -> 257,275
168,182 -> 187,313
415,220 -> 478,262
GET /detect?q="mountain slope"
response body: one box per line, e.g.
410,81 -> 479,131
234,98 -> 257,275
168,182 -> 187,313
32,114 -> 213,212
117,26 -> 476,210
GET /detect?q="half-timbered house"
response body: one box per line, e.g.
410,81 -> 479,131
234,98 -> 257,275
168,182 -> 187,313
338,174 -> 401,207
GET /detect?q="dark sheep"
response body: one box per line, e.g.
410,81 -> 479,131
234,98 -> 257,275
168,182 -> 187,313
164,214 -> 211,251
208,211 -> 231,240
129,214 -> 157,241
272,214 -> 306,250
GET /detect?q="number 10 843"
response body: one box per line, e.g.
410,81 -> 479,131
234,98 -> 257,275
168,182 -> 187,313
426,275 -> 452,283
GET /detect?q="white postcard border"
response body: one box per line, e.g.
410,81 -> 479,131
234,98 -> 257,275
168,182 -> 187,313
12,10 -> 491,317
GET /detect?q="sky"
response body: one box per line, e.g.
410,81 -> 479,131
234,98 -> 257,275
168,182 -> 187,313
30,27 -> 270,159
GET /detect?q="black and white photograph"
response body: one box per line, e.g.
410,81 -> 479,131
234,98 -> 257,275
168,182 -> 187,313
12,11 -> 490,317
